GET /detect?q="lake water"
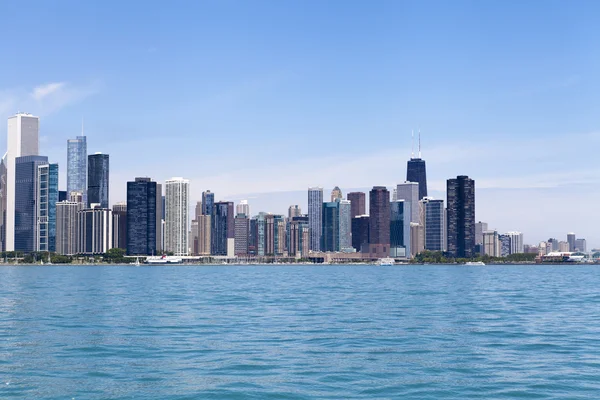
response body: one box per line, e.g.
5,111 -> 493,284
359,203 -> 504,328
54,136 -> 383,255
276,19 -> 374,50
0,265 -> 599,399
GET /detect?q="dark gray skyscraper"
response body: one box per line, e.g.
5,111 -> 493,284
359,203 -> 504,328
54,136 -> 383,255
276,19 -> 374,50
88,153 -> 109,208
67,135 -> 87,201
126,178 -> 159,255
447,176 -> 475,258
368,186 -> 390,258
308,187 -> 323,251
15,155 -> 48,252
347,192 -> 365,219
406,131 -> 427,200
202,190 -> 214,216
211,201 -> 233,256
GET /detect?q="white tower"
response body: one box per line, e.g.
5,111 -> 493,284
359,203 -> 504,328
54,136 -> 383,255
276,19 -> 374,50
165,177 -> 190,256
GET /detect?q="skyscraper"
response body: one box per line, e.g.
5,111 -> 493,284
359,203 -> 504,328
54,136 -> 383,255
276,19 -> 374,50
351,215 -> 369,253
504,231 -> 524,254
196,214 -> 211,255
288,205 -> 301,219
396,182 -> 419,224
37,163 -> 59,252
406,132 -> 427,200
56,200 -> 83,255
202,190 -> 214,216
483,230 -> 501,257
421,198 -> 445,252
390,200 -> 411,258
447,175 -> 475,258
15,156 -> 48,252
112,202 -> 127,250
212,201 -> 234,256
126,178 -> 159,255
368,186 -> 390,258
575,238 -> 587,252
87,153 -> 109,208
6,113 -> 39,251
234,214 -> 249,256
288,216 -> 309,258
322,201 -> 340,252
236,200 -> 250,217
567,232 -> 576,252
339,200 -> 352,252
475,221 -> 488,249
308,187 -> 323,251
67,135 -> 87,202
331,186 -> 342,202
347,192 -> 365,219
165,177 -> 189,256
78,204 -> 112,254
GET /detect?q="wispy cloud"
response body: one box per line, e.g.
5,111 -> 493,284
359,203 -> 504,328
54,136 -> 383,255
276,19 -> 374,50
31,82 -> 66,101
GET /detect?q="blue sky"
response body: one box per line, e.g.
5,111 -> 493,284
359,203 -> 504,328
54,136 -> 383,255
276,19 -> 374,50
1,1 -> 599,246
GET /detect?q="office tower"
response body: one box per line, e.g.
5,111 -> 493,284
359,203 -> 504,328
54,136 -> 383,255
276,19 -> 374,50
15,156 -> 48,252
264,214 -> 275,255
195,201 -> 203,220
396,182 -> 419,224
69,191 -> 84,203
289,216 -> 309,258
58,191 -> 67,202
575,238 -> 587,252
322,202 -> 340,252
274,215 -> 286,256
390,200 -> 411,258
368,186 -> 390,258
112,202 -> 127,250
0,157 -> 6,251
475,221 -> 488,248
548,238 -> 559,251
339,200 -> 352,252
392,188 -> 397,202
211,201 -> 234,256
126,178 -> 160,255
351,215 -> 370,252
288,205 -> 302,219
236,200 -> 250,217
255,213 -> 266,256
87,153 -> 109,208
56,201 -> 84,255
165,177 -> 189,256
308,187 -> 323,251
406,131 -> 427,200
234,214 -> 249,256
248,218 -> 257,256
567,233 -> 576,252
331,186 -> 342,202
483,230 -> 501,257
191,220 -> 199,255
67,135 -> 87,202
36,163 -> 59,252
447,175 -> 475,258
196,214 -> 211,255
558,241 -> 570,252
155,183 -> 162,251
202,190 -> 214,216
347,192 -> 365,219
504,231 -> 524,254
421,198 -> 445,251
410,223 -> 424,257
78,204 -> 113,254
6,113 -> 39,251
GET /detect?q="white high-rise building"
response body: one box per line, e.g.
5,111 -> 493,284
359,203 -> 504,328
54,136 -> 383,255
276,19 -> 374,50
165,177 -> 189,256
396,182 -> 419,224
504,231 -> 524,254
236,199 -> 250,216
5,113 -> 39,251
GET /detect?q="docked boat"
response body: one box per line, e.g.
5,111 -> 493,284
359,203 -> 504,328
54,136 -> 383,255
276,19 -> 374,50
378,257 -> 395,266
465,261 -> 485,266
145,255 -> 183,264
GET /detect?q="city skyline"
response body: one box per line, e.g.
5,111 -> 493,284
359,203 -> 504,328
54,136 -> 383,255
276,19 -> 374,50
0,2 -> 598,246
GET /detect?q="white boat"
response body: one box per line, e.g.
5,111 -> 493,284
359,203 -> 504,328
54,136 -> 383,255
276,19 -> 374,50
130,257 -> 140,266
378,257 -> 395,266
145,255 -> 183,264
465,261 -> 485,266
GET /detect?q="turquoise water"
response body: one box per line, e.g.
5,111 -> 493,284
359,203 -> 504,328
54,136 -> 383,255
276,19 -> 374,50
1,265 -> 599,399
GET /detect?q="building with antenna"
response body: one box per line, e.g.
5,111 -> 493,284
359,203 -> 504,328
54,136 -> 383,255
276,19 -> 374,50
67,122 -> 87,202
407,130 -> 428,200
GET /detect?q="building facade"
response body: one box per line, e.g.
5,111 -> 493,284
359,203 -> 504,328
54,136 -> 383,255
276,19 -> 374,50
390,200 -> 411,258
368,186 -> 390,258
78,205 -> 113,255
421,198 -> 445,252
234,214 -> 249,256
56,201 -> 83,255
406,157 -> 427,200
308,187 -> 323,252
396,182 -> 420,224
347,192 -> 365,219
202,190 -> 214,216
126,178 -> 161,255
351,215 -> 370,252
338,199 -> 352,252
36,163 -> 59,252
322,202 -> 340,252
236,200 -> 250,217
15,155 -> 48,252
447,175 -> 475,258
288,205 -> 302,219
87,153 -> 109,208
67,135 -> 87,202
212,201 -> 234,256
165,177 -> 189,256
330,186 -> 342,202
112,202 -> 127,250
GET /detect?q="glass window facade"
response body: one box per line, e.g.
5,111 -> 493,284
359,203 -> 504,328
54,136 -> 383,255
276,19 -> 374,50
67,136 -> 87,202
126,178 -> 157,255
87,153 -> 109,209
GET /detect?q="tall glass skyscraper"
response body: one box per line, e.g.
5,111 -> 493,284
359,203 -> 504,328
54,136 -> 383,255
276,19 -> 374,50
447,176 -> 475,258
211,201 -> 233,256
126,178 -> 159,255
202,190 -> 214,216
421,198 -> 445,252
37,163 -> 59,252
15,155 -> 48,252
67,135 -> 87,202
390,200 -> 411,258
308,187 -> 323,251
87,153 -> 109,208
321,201 -> 340,252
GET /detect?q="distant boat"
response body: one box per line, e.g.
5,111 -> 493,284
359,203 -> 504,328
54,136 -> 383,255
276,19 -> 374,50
465,261 -> 485,266
378,258 -> 395,266
130,257 -> 140,266
145,255 -> 183,265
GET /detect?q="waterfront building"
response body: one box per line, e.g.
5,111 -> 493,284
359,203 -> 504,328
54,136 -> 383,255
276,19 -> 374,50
87,153 -> 109,208
236,200 -> 250,217
396,182 -> 419,224
331,186 -> 343,202
567,233 -> 576,252
410,222 -> 424,257
15,156 -> 48,252
447,175 -> 475,258
339,199 -> 352,252
126,178 -> 161,255
264,214 -> 275,255
475,221 -> 488,249
575,238 -> 587,252
421,198 -> 445,252
558,241 -> 570,252
499,234 -> 511,257
483,230 -> 501,257
202,190 -> 214,216
195,201 -> 203,219
347,192 -> 365,219
112,202 -> 127,250
289,216 -> 309,258
248,217 -> 257,256
212,201 -> 234,256
322,202 -> 340,252
196,214 -> 211,255
275,215 -> 286,256
78,204 -> 112,254
288,205 -> 302,219
234,214 -> 249,256
548,238 -> 559,251
0,157 -> 5,251
67,134 -> 87,203
351,215 -> 370,252
56,201 -> 83,255
255,213 -> 266,256
504,231 -> 524,254
368,186 -> 390,258
36,163 -> 59,252
165,177 -> 189,256
6,113 -> 39,251
390,200 -> 411,258
308,187 -> 323,251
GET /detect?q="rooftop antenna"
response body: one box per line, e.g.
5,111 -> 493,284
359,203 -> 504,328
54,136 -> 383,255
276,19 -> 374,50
418,129 -> 422,158
81,117 -> 84,135
411,130 -> 414,158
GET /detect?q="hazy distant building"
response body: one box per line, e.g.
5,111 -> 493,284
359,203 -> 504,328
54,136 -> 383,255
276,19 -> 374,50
6,113 -> 39,251
558,241 -> 570,253
410,222 -> 424,257
36,163 -> 59,252
390,200 -> 411,258
504,231 -> 524,254
15,156 -> 48,252
351,215 -> 370,253
288,205 -> 302,219
575,238 -> 587,252
421,198 -> 445,252
447,176 -> 475,258
165,177 -> 189,256
274,215 -> 286,256
396,182 -> 419,224
87,153 -> 109,209
202,190 -> 214,216
212,201 -> 234,256
322,202 -> 340,252
236,200 -> 250,217
308,187 -> 323,251
567,233 -> 576,252
368,186 -> 390,258
347,192 -> 366,219
67,135 -> 87,204
475,221 -> 488,248
196,214 -> 211,255
331,186 -> 342,202
234,214 -> 249,256
289,216 -> 309,258
56,201 -> 83,255
78,204 -> 113,255
112,202 -> 127,250
483,230 -> 501,257
194,201 -> 203,220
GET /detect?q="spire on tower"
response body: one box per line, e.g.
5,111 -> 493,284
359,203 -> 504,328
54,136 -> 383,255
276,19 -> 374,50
81,117 -> 84,135
411,130 -> 414,158
418,129 -> 422,158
